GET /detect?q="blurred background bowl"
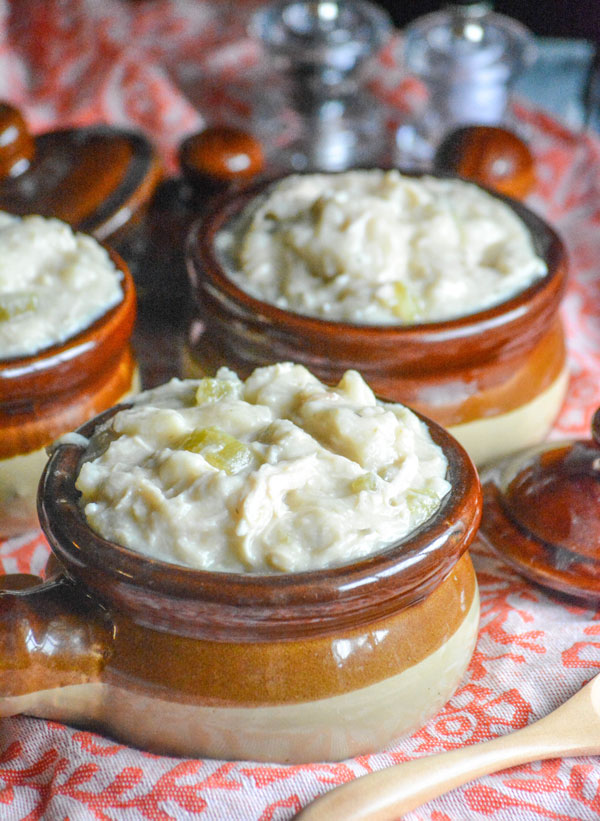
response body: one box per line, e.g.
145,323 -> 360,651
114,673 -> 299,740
185,171 -> 568,466
0,249 -> 138,537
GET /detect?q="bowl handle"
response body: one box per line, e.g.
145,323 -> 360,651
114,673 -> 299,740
0,571 -> 114,711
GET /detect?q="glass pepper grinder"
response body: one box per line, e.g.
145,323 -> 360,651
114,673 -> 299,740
250,0 -> 393,171
396,1 -> 536,167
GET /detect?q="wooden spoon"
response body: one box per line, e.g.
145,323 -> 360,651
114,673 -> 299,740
296,673 -> 600,820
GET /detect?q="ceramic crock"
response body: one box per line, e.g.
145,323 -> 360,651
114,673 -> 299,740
0,250 -> 137,537
185,172 -> 568,466
0,407 -> 481,764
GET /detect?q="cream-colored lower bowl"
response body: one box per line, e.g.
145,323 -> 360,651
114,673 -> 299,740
0,447 -> 50,538
8,591 -> 478,763
1,559 -> 479,763
449,365 -> 569,466
0,368 -> 140,539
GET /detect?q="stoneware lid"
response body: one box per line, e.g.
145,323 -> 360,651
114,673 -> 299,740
0,101 -> 161,241
479,408 -> 600,602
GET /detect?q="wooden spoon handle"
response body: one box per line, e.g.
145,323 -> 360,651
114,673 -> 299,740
296,677 -> 600,820
295,734 -> 537,820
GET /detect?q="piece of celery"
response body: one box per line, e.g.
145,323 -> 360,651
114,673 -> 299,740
351,472 -> 379,493
0,291 -> 38,321
181,426 -> 252,475
194,378 -> 236,405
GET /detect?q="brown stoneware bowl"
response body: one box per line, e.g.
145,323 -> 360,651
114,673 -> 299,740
0,250 -> 138,537
0,406 -> 481,763
185,172 -> 568,466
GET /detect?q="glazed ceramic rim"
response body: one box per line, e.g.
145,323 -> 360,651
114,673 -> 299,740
38,401 -> 482,635
188,170 -> 566,348
0,248 -> 135,403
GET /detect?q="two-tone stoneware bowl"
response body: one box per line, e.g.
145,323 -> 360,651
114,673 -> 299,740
0,251 -> 137,537
185,171 -> 568,466
0,406 -> 481,763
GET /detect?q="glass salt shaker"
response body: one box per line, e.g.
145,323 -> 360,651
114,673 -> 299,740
396,1 -> 536,167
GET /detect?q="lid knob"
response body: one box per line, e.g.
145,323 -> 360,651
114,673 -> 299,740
0,102 -> 35,178
434,125 -> 535,198
179,126 -> 265,192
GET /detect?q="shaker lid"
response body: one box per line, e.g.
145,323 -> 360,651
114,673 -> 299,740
479,409 -> 600,602
0,102 -> 161,241
404,3 -> 535,82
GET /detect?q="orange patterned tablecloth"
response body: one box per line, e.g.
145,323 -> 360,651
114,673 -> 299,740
3,2 -> 600,819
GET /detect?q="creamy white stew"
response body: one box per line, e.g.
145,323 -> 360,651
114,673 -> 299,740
220,170 -> 547,324
75,363 -> 451,573
0,212 -> 123,358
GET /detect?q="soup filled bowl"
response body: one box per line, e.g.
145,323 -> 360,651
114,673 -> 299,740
1,364 -> 480,763
186,169 -> 568,466
0,213 -> 138,537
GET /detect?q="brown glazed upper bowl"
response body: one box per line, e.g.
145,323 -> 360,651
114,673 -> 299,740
0,404 -> 481,764
0,249 -> 137,537
185,171 -> 568,466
